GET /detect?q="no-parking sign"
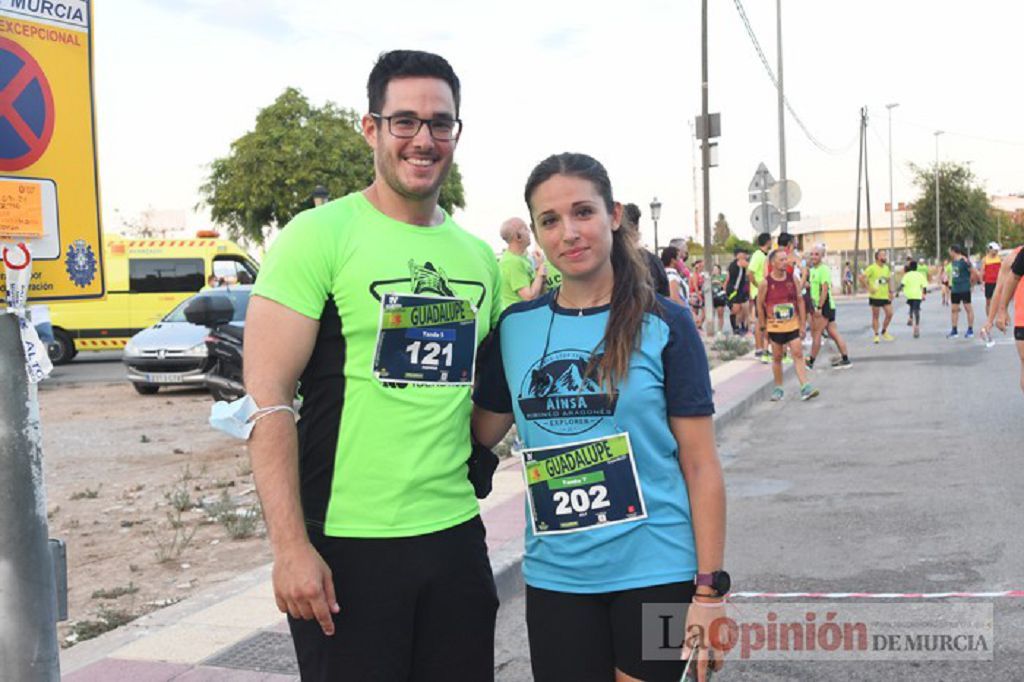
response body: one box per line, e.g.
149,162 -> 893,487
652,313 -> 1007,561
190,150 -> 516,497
0,0 -> 102,300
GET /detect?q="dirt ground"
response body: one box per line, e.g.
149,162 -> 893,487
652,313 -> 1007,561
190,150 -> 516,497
38,382 -> 273,648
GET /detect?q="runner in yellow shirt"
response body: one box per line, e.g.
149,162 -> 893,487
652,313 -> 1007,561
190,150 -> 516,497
859,250 -> 894,343
900,261 -> 929,339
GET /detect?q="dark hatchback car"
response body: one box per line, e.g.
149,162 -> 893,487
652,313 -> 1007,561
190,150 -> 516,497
122,286 -> 251,394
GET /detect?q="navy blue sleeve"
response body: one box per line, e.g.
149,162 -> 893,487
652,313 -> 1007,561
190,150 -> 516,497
473,325 -> 513,414
1012,248 -> 1024,277
660,301 -> 715,417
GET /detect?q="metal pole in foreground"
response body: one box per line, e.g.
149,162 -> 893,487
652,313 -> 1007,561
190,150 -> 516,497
776,0 -> 789,235
701,0 -> 715,334
934,131 -> 943,262
0,314 -> 60,681
886,103 -> 899,264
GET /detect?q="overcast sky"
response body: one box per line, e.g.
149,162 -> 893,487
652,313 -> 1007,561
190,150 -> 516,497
94,0 -> 1024,249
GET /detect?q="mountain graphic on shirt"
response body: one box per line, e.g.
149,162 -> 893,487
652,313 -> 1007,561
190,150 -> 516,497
551,362 -> 600,395
518,351 -> 617,435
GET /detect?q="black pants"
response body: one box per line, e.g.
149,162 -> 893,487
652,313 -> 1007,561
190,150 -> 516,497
289,516 -> 498,681
526,581 -> 695,682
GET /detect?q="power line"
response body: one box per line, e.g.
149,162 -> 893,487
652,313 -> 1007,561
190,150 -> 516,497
895,117 -> 1024,147
732,0 -> 857,156
868,123 -> 916,188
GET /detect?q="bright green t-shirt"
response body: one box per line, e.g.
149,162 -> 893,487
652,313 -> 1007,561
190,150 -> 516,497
499,250 -> 535,310
863,263 -> 892,301
901,270 -> 928,300
809,263 -> 832,308
748,249 -> 768,298
544,261 -> 562,291
252,192 -> 501,538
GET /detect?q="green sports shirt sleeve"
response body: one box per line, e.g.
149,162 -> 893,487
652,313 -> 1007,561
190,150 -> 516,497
252,209 -> 341,319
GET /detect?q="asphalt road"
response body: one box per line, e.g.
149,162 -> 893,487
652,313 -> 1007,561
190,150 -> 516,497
494,293 -> 1024,681
42,350 -> 126,387
41,351 -> 207,398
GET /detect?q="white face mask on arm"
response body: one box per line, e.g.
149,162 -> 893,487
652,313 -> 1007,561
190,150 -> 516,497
209,395 -> 297,439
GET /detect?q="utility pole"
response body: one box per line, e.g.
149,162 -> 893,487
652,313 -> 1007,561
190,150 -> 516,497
886,103 -> 899,265
689,120 -> 700,240
934,131 -> 943,262
853,108 -> 865,293
776,0 -> 789,235
701,0 -> 714,334
0,315 -> 61,681
864,108 -> 874,257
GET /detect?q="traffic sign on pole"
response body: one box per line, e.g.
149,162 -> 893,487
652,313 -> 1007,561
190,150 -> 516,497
748,162 -> 776,194
0,2 -> 103,301
750,205 -> 782,232
768,179 -> 802,210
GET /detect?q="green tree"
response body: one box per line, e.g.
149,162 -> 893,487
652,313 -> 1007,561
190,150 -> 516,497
993,207 -> 1024,248
723,234 -> 755,255
713,213 -> 731,246
200,87 -> 466,244
906,161 -> 994,256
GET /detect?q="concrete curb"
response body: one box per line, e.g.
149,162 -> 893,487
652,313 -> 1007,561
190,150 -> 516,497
61,563 -> 273,674
712,356 -> 794,433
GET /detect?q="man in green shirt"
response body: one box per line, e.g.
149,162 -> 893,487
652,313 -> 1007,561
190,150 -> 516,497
900,260 -> 929,338
748,232 -> 772,360
806,244 -> 852,369
244,50 -> 500,681
860,249 -> 895,343
497,217 -> 546,310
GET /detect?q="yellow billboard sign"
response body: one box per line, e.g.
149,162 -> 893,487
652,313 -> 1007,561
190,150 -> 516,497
0,0 -> 103,300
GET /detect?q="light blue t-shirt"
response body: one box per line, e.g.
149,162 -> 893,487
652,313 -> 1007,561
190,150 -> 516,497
473,291 -> 715,593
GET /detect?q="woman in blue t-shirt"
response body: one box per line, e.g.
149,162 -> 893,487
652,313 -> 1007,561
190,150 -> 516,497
472,153 -> 728,682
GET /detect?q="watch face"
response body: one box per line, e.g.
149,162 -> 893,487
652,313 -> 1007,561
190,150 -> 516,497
713,571 -> 731,595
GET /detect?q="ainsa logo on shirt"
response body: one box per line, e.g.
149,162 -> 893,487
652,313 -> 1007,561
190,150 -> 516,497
517,349 -> 617,436
368,259 -> 488,308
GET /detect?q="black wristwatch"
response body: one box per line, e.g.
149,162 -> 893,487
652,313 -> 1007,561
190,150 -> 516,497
695,570 -> 731,597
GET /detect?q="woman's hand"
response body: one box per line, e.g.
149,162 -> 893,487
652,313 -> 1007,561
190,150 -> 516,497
682,598 -> 729,681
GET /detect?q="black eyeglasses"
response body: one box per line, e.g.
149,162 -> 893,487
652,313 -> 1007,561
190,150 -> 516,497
370,113 -> 462,141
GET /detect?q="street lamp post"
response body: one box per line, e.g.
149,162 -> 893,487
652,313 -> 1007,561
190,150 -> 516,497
934,131 -> 943,262
312,185 -> 330,207
650,197 -> 662,252
885,103 -> 898,264
776,0 -> 788,235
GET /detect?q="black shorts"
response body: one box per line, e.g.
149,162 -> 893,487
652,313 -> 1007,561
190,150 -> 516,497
908,299 -> 922,313
526,581 -> 695,682
289,516 -> 498,681
1015,326 -> 1024,341
768,329 -> 801,345
985,282 -> 997,300
951,291 -> 972,305
713,294 -> 728,308
819,302 -> 836,323
869,298 -> 891,308
730,293 -> 749,306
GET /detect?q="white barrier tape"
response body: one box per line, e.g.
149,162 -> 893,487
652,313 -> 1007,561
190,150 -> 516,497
730,590 -> 1024,600
3,242 -> 52,383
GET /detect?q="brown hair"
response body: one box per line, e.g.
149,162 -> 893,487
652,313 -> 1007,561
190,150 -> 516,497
524,153 -> 657,395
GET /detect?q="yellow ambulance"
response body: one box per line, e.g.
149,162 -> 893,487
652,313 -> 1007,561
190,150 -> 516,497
47,232 -> 258,363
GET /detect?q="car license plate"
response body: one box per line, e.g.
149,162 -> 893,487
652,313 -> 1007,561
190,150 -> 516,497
146,373 -> 184,384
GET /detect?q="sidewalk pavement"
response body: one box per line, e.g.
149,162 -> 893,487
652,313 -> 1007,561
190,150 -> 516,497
61,353 -> 782,681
